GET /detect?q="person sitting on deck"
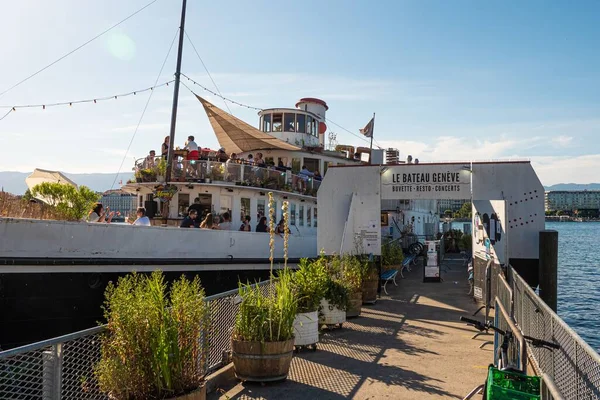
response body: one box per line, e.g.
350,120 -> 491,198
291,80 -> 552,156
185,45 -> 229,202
132,207 -> 151,226
200,213 -> 214,229
313,170 -> 322,181
88,203 -> 114,223
275,219 -> 289,237
216,147 -> 228,163
246,154 -> 254,165
218,212 -> 233,230
180,210 -> 197,228
256,216 -> 268,233
185,136 -> 199,160
144,150 -> 156,168
239,215 -> 251,231
187,198 -> 203,226
297,165 -> 314,192
255,152 -> 266,168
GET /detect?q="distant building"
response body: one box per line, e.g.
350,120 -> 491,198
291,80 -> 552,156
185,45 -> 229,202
545,190 -> 600,211
438,199 -> 470,215
100,189 -> 137,219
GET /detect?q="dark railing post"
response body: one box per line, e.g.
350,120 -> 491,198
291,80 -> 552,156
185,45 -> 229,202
539,230 -> 558,312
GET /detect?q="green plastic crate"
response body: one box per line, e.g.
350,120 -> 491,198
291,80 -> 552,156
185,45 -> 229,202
486,366 -> 541,400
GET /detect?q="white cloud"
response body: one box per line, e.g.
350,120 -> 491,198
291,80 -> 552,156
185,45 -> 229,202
551,135 -> 573,147
531,155 -> 600,185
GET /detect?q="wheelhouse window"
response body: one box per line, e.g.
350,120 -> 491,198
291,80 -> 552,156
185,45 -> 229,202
313,207 -> 317,227
272,113 -> 282,132
306,116 -> 313,135
299,205 -> 304,226
284,113 -> 295,132
262,114 -> 271,132
296,114 -> 306,133
290,203 -> 296,225
307,206 -> 312,227
312,119 -> 318,137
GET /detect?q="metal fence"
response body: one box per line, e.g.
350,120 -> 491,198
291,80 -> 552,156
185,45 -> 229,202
508,267 -> 600,400
0,281 -> 273,400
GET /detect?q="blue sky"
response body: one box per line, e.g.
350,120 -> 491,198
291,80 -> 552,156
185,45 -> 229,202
1,0 -> 600,185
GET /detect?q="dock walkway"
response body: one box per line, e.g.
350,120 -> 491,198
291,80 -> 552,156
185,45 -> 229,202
211,256 -> 492,399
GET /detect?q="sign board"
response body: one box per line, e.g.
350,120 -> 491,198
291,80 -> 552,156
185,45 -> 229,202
472,200 -> 507,264
380,165 -> 471,200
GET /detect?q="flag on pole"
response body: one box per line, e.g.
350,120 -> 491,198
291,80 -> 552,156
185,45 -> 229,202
359,117 -> 374,138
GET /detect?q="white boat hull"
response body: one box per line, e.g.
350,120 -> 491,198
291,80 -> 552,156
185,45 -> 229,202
0,218 -> 317,272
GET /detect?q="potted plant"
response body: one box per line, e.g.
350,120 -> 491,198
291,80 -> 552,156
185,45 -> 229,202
341,255 -> 366,318
361,258 -> 379,305
319,258 -> 349,328
139,168 -> 157,182
292,257 -> 327,350
96,271 -> 209,399
134,170 -> 143,183
157,158 -> 167,182
381,240 -> 404,272
231,193 -> 297,382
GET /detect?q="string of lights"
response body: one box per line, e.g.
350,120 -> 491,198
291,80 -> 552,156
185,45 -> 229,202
0,80 -> 174,121
0,0 -> 160,99
180,73 -> 263,111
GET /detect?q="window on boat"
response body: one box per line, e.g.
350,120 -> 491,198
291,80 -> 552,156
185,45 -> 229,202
262,114 -> 271,132
268,201 -> 278,224
272,113 -> 283,132
178,193 -> 190,217
306,116 -> 313,135
296,113 -> 306,133
241,197 -> 250,222
284,113 -> 295,132
290,203 -> 296,225
257,199 -> 265,220
220,195 -> 232,216
139,195 -> 143,208
313,207 -> 317,227
307,206 -> 312,227
311,118 -> 318,137
265,157 -> 274,166
323,162 -> 329,176
299,204 -> 304,226
291,158 -> 301,173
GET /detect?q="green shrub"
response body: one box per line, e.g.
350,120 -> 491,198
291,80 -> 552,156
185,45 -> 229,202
234,269 -> 297,342
30,182 -> 99,221
293,257 -> 328,313
96,271 -> 208,399
381,240 -> 404,267
460,234 -> 473,251
340,254 -> 367,293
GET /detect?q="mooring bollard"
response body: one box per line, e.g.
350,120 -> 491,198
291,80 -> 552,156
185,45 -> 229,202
539,230 -> 558,312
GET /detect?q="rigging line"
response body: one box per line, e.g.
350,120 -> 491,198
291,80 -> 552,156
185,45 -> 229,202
0,0 -> 160,99
183,30 -> 234,115
110,28 -> 179,190
0,109 -> 12,122
322,117 -> 383,149
0,80 -> 174,109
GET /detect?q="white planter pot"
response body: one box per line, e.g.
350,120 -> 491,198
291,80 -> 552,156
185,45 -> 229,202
319,299 -> 346,325
293,311 -> 319,346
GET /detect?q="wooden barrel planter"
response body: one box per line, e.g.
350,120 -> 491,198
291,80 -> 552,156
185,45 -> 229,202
346,290 -> 362,318
362,270 -> 378,305
170,383 -> 206,400
319,298 -> 346,327
231,338 -> 294,382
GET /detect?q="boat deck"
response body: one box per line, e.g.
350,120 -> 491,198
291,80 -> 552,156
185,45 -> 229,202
210,255 -> 492,399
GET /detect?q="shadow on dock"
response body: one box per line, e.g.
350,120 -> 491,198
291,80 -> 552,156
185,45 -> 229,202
211,255 -> 491,399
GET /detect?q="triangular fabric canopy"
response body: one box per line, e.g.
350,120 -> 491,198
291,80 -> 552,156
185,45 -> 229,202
196,95 -> 301,153
26,169 -> 78,204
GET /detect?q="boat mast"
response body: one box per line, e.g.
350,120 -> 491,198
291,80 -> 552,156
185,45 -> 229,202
165,0 -> 188,183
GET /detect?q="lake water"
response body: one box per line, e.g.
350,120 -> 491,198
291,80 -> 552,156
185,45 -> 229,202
548,221 -> 600,351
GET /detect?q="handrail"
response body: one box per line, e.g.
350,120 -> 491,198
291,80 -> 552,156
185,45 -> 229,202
131,157 -> 321,196
541,373 -> 565,400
